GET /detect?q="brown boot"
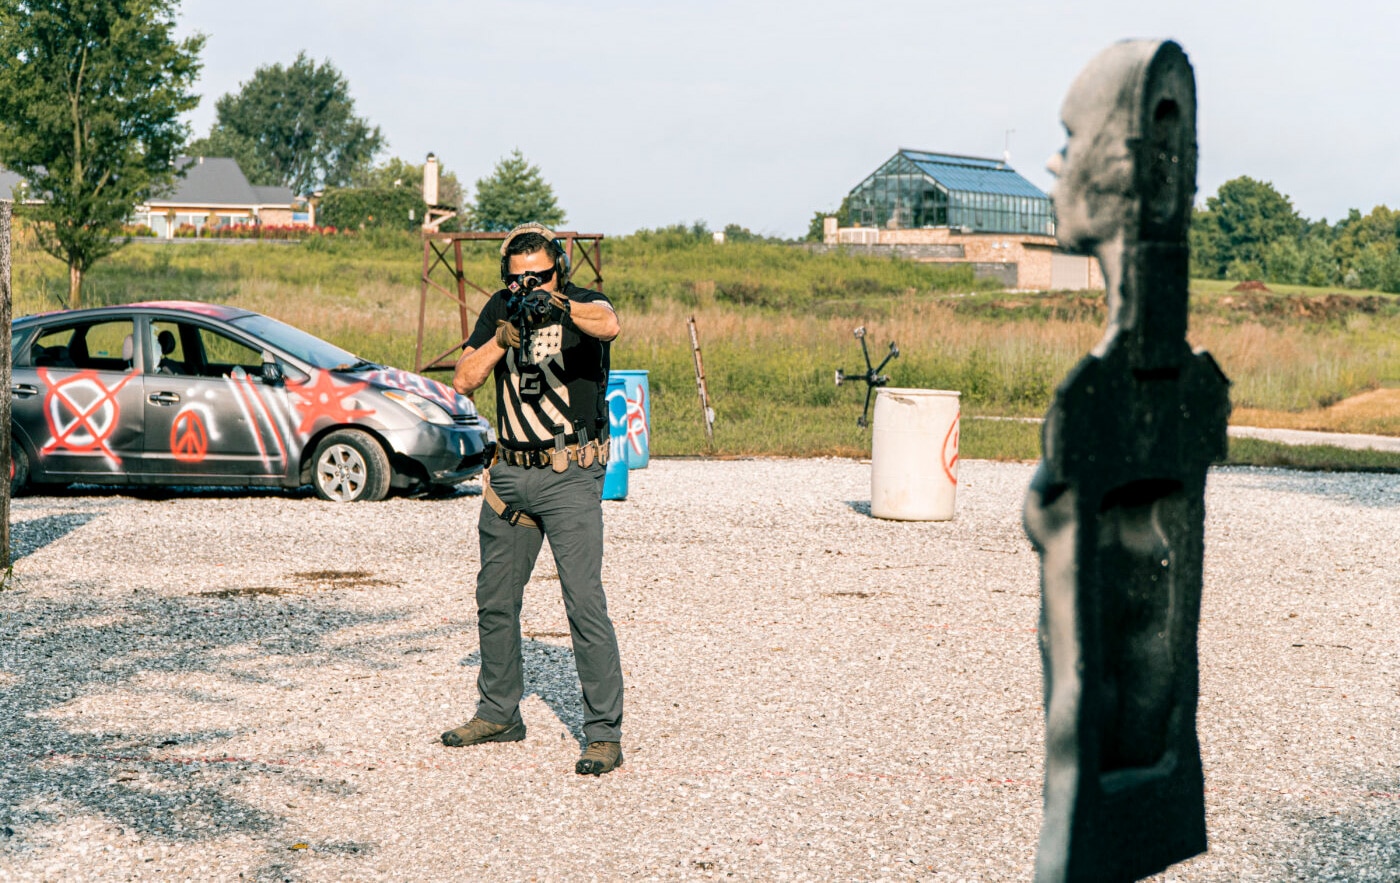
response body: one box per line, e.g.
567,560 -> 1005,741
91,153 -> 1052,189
441,717 -> 526,747
575,741 -> 623,775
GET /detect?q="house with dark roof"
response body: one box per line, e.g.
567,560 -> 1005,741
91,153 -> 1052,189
823,148 -> 1102,290
132,156 -> 308,236
2,157 -> 310,236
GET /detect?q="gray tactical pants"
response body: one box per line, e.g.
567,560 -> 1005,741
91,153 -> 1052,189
474,458 -> 623,743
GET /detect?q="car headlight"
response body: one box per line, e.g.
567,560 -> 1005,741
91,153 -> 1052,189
383,389 -> 453,426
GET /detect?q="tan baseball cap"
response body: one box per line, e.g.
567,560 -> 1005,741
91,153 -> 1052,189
500,222 -> 559,255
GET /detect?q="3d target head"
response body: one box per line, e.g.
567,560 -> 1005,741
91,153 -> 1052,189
1048,40 -> 1196,254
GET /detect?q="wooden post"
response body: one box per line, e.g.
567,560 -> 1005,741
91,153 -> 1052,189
687,316 -> 715,451
415,235 -> 431,373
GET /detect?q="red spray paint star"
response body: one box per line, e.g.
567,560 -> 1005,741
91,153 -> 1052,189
287,370 -> 374,436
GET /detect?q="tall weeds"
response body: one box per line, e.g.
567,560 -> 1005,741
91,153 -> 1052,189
7,232 -> 1399,457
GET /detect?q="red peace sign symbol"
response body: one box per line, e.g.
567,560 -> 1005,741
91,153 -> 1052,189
942,413 -> 961,485
170,409 -> 209,463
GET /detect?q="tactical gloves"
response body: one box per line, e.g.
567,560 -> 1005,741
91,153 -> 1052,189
549,290 -> 572,318
495,320 -> 521,350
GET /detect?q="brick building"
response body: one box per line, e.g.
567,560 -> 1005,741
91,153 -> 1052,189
823,149 -> 1103,290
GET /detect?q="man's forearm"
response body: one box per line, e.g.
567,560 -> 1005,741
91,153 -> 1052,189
568,301 -> 620,341
453,343 -> 505,394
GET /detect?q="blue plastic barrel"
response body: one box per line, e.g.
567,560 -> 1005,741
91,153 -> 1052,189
603,374 -> 629,500
611,369 -> 651,469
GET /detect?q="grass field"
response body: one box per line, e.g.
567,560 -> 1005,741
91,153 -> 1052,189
9,225 -> 1400,466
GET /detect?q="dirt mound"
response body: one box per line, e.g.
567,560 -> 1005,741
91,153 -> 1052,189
1215,292 -> 1392,322
1230,280 -> 1272,292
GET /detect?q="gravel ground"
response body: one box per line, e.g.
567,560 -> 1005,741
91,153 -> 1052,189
0,459 -> 1396,882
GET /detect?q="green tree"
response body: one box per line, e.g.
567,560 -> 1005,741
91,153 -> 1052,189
1351,243 -> 1386,290
200,52 -> 384,194
1330,205 -> 1400,281
1194,176 -> 1304,279
470,149 -> 565,232
317,186 -> 422,231
1300,233 -> 1338,287
351,156 -> 463,210
805,195 -> 852,241
1262,237 -> 1303,284
0,0 -> 203,307
1188,207 -> 1224,278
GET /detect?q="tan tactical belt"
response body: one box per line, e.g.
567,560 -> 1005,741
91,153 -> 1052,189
482,438 -> 609,530
497,438 -> 608,470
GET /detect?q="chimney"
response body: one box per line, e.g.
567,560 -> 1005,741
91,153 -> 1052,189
423,153 -> 439,206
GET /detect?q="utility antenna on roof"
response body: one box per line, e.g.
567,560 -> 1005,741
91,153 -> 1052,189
1003,129 -> 1015,167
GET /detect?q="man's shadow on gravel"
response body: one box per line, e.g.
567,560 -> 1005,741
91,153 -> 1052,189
460,640 -> 587,746
0,586 -> 417,860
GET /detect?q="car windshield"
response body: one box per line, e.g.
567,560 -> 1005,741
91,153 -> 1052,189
229,314 -> 373,371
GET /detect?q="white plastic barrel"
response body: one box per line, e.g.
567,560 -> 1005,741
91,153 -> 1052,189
870,388 -> 961,521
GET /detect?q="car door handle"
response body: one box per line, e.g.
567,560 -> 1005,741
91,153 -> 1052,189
10,384 -> 38,398
148,392 -> 181,405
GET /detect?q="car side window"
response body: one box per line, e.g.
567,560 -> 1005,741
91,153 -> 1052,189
30,320 -> 136,372
149,320 -> 189,375
195,326 -> 262,378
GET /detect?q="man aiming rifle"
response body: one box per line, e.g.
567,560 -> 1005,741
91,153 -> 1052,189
444,223 -> 625,776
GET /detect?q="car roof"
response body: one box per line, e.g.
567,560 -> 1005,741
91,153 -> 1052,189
14,301 -> 256,327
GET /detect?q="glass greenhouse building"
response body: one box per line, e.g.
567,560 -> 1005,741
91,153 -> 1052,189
846,149 -> 1055,236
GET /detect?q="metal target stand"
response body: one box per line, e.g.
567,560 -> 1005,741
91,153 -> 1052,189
411,154 -> 604,374
834,326 -> 899,427
413,230 -> 603,374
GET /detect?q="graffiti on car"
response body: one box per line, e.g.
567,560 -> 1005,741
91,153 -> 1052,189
170,409 -> 210,463
363,366 -> 469,413
38,368 -> 138,465
287,369 -> 375,436
226,369 -> 292,468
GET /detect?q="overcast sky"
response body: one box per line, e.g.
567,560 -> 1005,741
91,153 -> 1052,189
179,0 -> 1400,238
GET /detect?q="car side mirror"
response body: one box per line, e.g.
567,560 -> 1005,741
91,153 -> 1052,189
261,350 -> 283,385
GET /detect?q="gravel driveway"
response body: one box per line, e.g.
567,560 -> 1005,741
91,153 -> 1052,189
0,460 -> 1396,881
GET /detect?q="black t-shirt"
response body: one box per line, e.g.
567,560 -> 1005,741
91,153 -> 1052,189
466,282 -> 613,449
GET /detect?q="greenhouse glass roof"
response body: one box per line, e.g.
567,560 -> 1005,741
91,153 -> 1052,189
900,150 -> 1049,199
844,148 -> 1054,235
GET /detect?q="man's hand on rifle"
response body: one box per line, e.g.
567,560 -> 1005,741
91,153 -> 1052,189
549,290 -> 572,319
495,320 -> 520,350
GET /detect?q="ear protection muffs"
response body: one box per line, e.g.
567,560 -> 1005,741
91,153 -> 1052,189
500,222 -> 571,288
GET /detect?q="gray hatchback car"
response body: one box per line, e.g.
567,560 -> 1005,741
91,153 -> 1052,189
9,301 -> 496,501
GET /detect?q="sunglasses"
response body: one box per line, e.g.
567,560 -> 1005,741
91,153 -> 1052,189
505,267 -> 556,287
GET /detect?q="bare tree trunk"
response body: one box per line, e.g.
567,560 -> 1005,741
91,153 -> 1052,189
69,260 -> 82,309
0,201 -> 12,568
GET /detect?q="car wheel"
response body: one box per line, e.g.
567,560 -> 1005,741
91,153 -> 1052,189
10,442 -> 28,496
311,430 -> 391,502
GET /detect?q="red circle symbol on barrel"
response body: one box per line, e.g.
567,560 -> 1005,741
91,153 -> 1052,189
942,413 -> 960,485
171,410 -> 209,463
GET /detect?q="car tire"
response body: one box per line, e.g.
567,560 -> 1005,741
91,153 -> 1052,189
10,442 -> 28,496
311,430 -> 391,503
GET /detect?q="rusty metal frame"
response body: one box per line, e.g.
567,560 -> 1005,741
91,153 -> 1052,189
414,231 -> 605,374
